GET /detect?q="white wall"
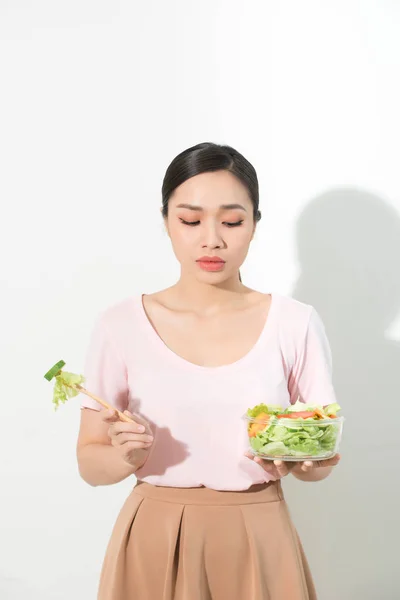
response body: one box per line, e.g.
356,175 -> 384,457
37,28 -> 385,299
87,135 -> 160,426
1,2 -> 399,598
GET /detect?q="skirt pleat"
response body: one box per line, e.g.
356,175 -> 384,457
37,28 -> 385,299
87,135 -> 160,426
97,491 -> 144,599
97,481 -> 317,600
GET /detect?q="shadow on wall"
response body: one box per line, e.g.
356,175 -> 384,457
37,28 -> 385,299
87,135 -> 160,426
286,188 -> 400,600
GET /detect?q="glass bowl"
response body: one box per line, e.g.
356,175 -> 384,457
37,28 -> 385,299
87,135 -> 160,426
243,413 -> 344,461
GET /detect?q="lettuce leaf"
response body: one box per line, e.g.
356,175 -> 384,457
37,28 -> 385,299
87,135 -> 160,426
52,371 -> 85,409
286,400 -> 319,413
323,403 -> 341,416
253,441 -> 289,456
246,403 -> 282,418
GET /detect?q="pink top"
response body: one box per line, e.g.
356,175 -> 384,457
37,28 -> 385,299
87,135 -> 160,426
79,293 -> 337,490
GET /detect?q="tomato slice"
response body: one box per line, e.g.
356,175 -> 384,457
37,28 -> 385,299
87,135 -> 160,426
277,411 -> 316,419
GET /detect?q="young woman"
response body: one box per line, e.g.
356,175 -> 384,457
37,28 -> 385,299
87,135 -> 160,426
77,142 -> 340,600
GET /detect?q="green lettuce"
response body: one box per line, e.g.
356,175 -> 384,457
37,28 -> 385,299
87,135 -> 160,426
323,403 -> 341,416
251,441 -> 289,456
52,371 -> 85,409
246,403 -> 282,418
286,400 -> 319,413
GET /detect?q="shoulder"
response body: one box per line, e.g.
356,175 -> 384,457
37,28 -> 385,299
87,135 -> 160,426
273,293 -> 314,324
273,293 -> 323,345
94,295 -> 143,333
86,295 -> 145,360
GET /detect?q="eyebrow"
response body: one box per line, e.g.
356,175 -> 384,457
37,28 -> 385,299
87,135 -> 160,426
175,203 -> 247,212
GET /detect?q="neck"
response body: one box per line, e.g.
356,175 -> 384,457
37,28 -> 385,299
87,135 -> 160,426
172,272 -> 248,312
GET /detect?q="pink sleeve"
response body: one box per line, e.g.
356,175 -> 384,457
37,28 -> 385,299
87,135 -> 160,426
80,315 -> 129,413
287,308 -> 337,406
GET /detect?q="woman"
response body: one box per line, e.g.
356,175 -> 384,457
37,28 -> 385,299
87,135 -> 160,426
77,142 -> 340,600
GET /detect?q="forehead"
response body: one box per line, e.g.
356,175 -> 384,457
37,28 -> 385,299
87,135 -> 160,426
169,170 -> 252,210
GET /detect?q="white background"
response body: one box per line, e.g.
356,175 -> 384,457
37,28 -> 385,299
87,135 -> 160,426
1,1 -> 400,599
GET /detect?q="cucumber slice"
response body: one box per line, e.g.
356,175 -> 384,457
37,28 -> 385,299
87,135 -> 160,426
44,360 -> 66,381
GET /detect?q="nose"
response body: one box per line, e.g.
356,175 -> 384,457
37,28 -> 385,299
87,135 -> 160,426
201,222 -> 225,250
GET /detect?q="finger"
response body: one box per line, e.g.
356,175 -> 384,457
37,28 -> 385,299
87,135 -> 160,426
300,461 -> 314,472
306,454 -> 341,470
122,410 -> 135,422
253,456 -> 280,477
244,453 -> 280,478
122,440 -> 154,451
301,454 -> 341,471
101,408 -> 148,429
128,411 -> 150,427
273,460 -> 290,477
127,411 -> 153,435
112,432 -> 154,446
324,453 -> 341,466
111,420 -> 147,435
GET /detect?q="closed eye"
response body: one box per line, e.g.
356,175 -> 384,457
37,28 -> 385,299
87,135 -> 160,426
224,220 -> 244,227
180,218 -> 201,226
179,219 -> 244,227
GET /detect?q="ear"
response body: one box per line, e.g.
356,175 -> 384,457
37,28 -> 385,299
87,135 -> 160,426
161,208 -> 170,237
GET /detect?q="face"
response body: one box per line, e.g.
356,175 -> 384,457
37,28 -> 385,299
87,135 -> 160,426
165,170 -> 256,282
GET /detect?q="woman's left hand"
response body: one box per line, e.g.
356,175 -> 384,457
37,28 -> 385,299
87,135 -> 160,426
245,452 -> 341,480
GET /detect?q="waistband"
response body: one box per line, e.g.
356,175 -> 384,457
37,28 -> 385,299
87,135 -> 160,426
133,480 -> 283,506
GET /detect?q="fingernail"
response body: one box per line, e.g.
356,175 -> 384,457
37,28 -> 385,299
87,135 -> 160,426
138,426 -> 145,433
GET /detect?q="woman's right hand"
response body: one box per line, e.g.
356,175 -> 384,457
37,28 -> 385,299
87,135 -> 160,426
101,408 -> 154,471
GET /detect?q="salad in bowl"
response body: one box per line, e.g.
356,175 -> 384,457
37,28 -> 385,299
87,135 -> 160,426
243,400 -> 344,461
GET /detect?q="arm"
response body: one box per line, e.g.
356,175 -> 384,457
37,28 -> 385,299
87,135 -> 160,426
246,306 -> 341,482
77,409 -> 137,486
76,313 -> 153,486
289,307 -> 339,482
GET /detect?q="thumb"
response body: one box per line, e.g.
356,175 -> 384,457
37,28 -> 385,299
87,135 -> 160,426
127,411 -> 152,432
122,409 -> 137,422
100,408 -> 120,423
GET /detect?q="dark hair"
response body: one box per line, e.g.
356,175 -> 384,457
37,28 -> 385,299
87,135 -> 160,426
161,142 -> 262,223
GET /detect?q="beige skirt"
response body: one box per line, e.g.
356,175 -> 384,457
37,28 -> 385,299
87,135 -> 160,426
97,480 -> 317,600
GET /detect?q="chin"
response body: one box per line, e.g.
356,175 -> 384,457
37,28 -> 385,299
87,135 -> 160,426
194,270 -> 235,285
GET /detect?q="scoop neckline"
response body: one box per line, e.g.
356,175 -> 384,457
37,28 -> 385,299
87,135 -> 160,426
134,292 -> 279,373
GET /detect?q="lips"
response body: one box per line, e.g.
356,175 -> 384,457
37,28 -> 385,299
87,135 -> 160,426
197,256 -> 225,263
196,256 -> 226,272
